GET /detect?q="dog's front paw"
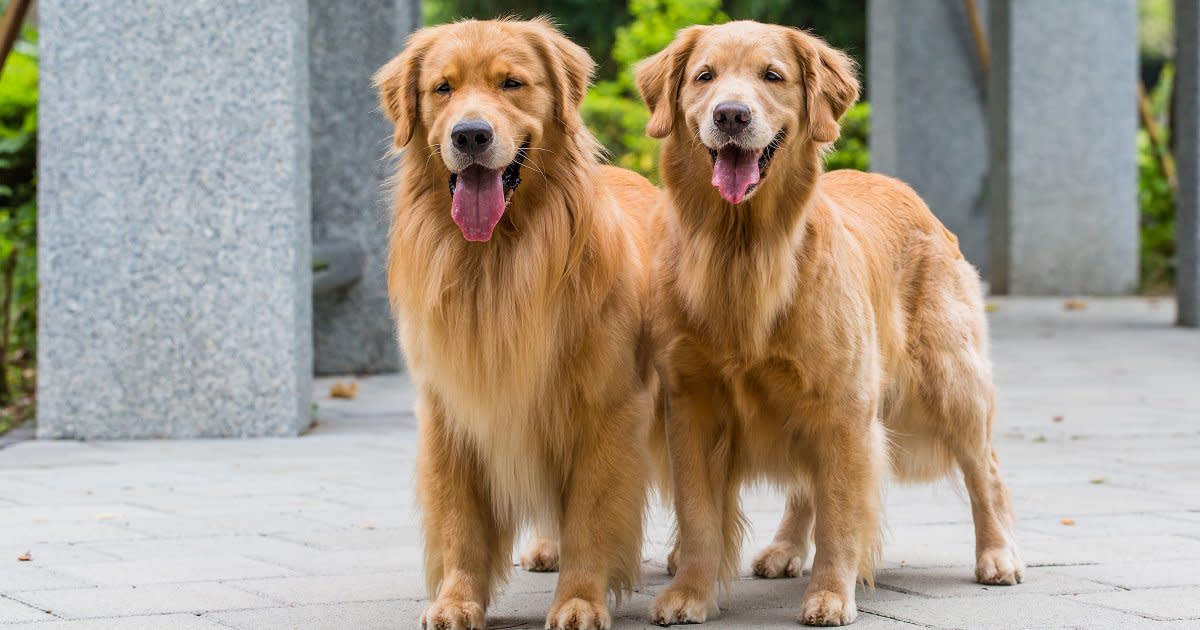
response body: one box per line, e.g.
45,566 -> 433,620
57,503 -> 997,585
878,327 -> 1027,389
800,590 -> 856,626
520,537 -> 560,572
546,596 -> 610,630
752,541 -> 807,578
422,598 -> 485,630
976,545 -> 1025,585
650,584 -> 714,626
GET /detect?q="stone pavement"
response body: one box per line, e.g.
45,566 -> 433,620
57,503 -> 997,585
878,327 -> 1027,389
1,298 -> 1198,629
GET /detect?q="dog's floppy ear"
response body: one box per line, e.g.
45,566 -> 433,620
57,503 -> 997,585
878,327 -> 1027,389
374,29 -> 436,148
635,26 -> 703,139
791,30 -> 859,144
528,18 -> 595,134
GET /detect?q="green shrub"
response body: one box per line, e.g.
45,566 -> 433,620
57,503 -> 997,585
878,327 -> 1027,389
582,0 -> 727,181
1138,63 -> 1175,293
0,42 -> 38,428
825,102 -> 869,172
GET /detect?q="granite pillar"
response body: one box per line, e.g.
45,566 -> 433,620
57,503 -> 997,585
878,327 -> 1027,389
37,1 -> 312,438
1177,0 -> 1200,326
309,0 -> 416,373
987,0 -> 1138,295
868,0 -> 990,274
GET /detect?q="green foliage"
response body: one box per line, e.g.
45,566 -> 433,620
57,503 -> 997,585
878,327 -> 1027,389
0,44 -> 38,427
1138,0 -> 1173,60
722,0 -> 865,75
1138,64 -> 1175,293
582,0 -> 726,180
423,0 -> 634,77
824,103 -> 869,172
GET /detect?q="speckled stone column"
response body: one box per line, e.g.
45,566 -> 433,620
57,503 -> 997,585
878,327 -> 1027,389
310,0 -> 416,373
987,0 -> 1138,295
37,1 -> 313,438
1177,0 -> 1200,327
868,0 -> 990,275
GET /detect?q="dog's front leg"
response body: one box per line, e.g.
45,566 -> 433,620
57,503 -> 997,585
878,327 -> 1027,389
548,393 -> 650,630
417,395 -> 511,630
801,412 -> 887,627
650,379 -> 737,626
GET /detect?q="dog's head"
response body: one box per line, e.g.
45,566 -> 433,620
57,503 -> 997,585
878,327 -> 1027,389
375,19 -> 594,241
636,21 -> 858,205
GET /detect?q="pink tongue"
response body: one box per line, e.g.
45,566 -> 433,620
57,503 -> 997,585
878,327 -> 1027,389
451,165 -> 506,241
711,146 -> 761,204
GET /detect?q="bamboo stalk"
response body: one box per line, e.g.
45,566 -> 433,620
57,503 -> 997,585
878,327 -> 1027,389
0,0 -> 32,77
964,0 -> 989,77
1137,80 -> 1178,194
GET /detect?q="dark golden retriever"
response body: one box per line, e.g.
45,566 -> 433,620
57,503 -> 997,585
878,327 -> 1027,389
637,21 -> 1024,626
375,18 -> 659,630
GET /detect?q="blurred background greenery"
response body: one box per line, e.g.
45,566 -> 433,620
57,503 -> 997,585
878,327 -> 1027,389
0,0 -> 1183,435
425,0 -> 869,180
425,0 -> 1177,293
0,7 -> 36,434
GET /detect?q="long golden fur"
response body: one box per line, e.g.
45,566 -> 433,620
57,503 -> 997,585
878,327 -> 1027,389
636,22 -> 1024,626
375,19 -> 659,630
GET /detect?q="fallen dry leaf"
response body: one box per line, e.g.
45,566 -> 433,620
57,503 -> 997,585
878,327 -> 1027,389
1061,518 -> 1076,526
329,381 -> 359,399
1064,299 -> 1088,311
362,524 -> 377,530
17,552 -> 31,561
1090,478 -> 1106,484
985,302 -> 1000,313
1053,415 -> 1065,422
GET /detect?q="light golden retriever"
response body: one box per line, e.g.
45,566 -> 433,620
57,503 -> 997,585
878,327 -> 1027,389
636,22 -> 1024,626
375,19 -> 659,630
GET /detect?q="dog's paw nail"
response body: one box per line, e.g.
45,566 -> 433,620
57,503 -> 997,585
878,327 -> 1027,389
975,546 -> 1025,585
546,597 -> 610,630
752,541 -> 806,579
800,590 -> 856,627
650,586 -> 712,626
422,599 -> 485,630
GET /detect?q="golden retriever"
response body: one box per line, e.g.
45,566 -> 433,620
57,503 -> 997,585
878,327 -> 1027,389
375,19 -> 659,630
635,21 -> 1024,626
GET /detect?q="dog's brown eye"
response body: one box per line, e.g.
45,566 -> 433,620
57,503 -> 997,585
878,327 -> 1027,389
502,78 -> 522,90
434,82 -> 452,94
696,70 -> 713,82
764,70 -> 783,82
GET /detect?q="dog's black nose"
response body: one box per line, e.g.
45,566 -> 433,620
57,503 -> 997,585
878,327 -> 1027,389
713,102 -> 752,135
451,120 -> 494,155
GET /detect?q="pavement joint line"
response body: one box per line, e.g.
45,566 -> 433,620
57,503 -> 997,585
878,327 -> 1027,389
874,583 -> 937,599
858,607 -> 940,629
1025,562 -> 1101,568
0,592 -> 61,621
1052,594 -> 1174,622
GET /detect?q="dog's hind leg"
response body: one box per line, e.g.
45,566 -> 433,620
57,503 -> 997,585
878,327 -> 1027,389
942,386 -> 1023,585
752,487 -> 813,579
520,519 -> 560,572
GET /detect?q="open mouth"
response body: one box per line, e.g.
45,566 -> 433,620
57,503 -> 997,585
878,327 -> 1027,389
707,129 -> 786,205
447,141 -> 529,242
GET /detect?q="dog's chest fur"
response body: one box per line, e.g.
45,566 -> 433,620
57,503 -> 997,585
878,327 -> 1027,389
671,227 -> 803,357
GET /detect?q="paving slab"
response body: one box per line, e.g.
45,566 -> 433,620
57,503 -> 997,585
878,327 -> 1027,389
0,614 -> 229,629
0,596 -> 53,623
0,297 -> 1197,629
1070,586 -> 1200,621
10,582 -> 278,619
